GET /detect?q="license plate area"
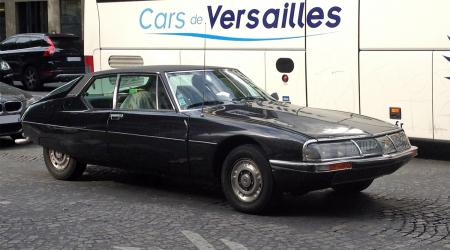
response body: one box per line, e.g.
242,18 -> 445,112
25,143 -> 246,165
0,114 -> 21,124
67,57 -> 82,62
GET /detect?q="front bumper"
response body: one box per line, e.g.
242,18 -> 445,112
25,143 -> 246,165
270,146 -> 418,193
0,122 -> 22,136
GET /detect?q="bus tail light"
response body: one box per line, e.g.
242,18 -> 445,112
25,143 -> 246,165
84,55 -> 94,73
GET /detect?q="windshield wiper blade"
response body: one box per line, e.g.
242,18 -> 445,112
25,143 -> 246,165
187,101 -> 224,109
233,96 -> 264,101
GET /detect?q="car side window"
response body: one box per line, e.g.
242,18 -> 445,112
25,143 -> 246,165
16,37 -> 31,49
1,37 -> 17,50
117,75 -> 174,111
117,75 -> 157,111
82,75 -> 118,109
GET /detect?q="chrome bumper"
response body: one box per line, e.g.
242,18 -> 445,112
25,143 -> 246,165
270,146 -> 418,173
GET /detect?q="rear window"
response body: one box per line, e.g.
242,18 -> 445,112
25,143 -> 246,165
49,37 -> 81,50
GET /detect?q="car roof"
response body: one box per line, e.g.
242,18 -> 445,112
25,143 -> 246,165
69,65 -> 236,97
88,65 -> 231,76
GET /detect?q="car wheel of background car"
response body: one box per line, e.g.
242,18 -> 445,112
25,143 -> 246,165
221,144 -> 279,214
22,66 -> 41,90
332,179 -> 374,194
43,148 -> 86,180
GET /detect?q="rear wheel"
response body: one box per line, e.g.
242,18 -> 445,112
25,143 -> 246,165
332,179 -> 374,193
43,148 -> 86,180
221,144 -> 278,214
22,66 -> 42,90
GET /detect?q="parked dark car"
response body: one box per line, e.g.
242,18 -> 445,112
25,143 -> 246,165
0,59 -> 13,84
0,33 -> 85,90
22,66 -> 417,213
0,82 -> 38,140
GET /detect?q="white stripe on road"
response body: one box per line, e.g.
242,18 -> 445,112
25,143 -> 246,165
113,247 -> 143,250
220,239 -> 248,250
182,230 -> 215,250
0,201 -> 11,205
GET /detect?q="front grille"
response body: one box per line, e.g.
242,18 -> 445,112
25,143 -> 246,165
4,101 -> 22,112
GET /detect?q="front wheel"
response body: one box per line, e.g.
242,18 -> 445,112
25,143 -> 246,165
332,179 -> 374,194
43,148 -> 86,180
221,144 -> 278,214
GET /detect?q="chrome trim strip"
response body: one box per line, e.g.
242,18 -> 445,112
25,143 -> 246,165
189,140 -> 218,145
22,121 -> 216,144
22,121 -> 106,134
272,146 -> 418,173
351,139 -> 363,155
108,130 -> 186,142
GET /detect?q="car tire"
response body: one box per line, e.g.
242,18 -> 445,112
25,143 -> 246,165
43,148 -> 86,181
22,66 -> 42,90
221,144 -> 279,214
332,179 -> 374,193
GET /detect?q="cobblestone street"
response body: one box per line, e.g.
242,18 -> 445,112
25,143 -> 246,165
0,139 -> 449,249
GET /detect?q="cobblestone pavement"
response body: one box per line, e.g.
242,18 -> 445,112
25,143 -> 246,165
0,139 -> 449,249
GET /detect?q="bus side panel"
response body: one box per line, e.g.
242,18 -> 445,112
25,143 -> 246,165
84,0 -> 100,69
433,52 -> 450,140
100,50 -> 181,70
265,51 -> 306,106
360,52 -> 433,139
205,51 -> 266,92
306,0 -> 359,113
360,0 -> 450,50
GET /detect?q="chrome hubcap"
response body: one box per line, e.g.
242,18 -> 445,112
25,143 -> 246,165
49,150 -> 70,170
231,159 -> 263,203
26,70 -> 36,85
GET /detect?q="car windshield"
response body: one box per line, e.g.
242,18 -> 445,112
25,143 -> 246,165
166,69 -> 271,110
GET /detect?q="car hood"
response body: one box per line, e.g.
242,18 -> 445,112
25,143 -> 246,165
203,101 -> 399,139
0,82 -> 32,101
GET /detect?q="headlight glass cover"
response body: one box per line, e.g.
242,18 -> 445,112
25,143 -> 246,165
388,132 -> 411,152
304,141 -> 360,162
376,136 -> 397,154
354,138 -> 382,156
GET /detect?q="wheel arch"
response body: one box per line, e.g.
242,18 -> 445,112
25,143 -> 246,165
212,135 -> 270,181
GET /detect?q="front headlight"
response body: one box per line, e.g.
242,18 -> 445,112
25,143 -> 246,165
303,141 -> 361,162
0,60 -> 11,71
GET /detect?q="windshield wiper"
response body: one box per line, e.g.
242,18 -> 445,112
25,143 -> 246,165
233,96 -> 265,101
187,101 -> 224,109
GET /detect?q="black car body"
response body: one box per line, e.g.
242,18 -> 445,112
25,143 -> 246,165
0,33 -> 84,90
22,66 -> 417,213
0,82 -> 37,139
0,60 -> 13,84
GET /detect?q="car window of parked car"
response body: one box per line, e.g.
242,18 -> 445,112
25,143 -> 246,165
28,37 -> 45,48
50,36 -> 81,51
117,75 -> 173,111
16,36 -> 32,49
0,37 -> 18,50
82,75 -> 117,109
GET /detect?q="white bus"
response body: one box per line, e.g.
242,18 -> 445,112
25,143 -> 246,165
84,0 -> 450,142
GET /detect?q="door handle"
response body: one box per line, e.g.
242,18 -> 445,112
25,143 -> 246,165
110,113 -> 124,120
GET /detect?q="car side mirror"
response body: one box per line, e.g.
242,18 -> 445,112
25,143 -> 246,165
271,92 -> 279,101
